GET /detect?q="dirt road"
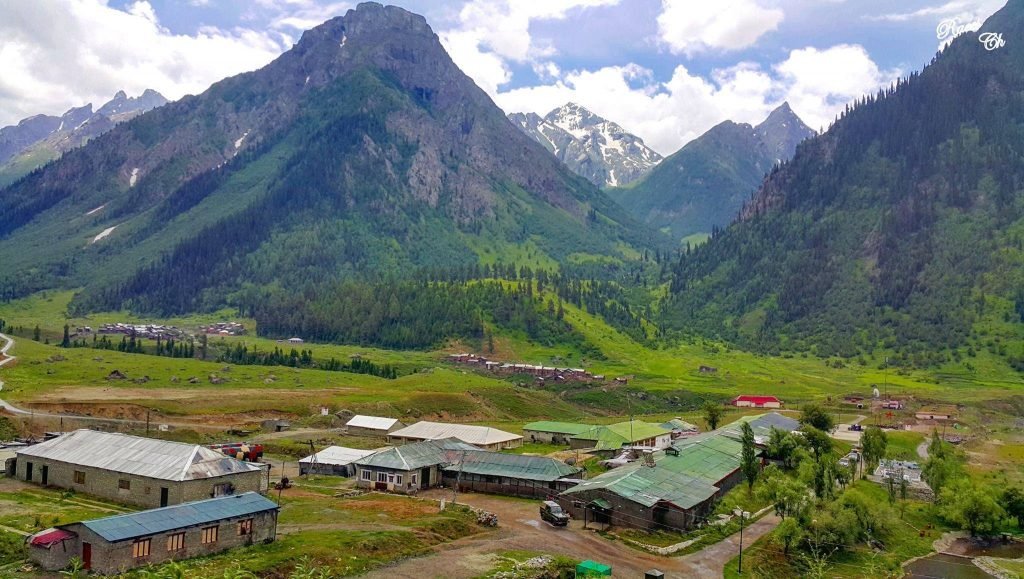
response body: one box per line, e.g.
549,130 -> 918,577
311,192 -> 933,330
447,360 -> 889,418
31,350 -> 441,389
362,490 -> 780,578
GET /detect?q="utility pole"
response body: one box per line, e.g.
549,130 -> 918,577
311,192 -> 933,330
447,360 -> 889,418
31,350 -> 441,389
735,508 -> 748,574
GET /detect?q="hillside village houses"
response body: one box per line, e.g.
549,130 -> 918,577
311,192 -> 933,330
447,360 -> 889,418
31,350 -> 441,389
13,430 -> 268,508
28,493 -> 279,574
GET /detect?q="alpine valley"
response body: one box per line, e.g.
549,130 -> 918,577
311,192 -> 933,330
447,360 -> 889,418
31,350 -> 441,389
2,3 -> 1024,577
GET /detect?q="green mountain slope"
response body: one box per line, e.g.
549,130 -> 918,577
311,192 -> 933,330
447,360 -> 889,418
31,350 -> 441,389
0,3 -> 659,311
0,2 -> 659,312
663,0 -> 1024,366
609,103 -> 813,241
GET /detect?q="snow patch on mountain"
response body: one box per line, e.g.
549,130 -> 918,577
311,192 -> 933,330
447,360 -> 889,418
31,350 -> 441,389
91,225 -> 118,244
508,103 -> 662,188
85,204 -> 106,216
129,167 -> 139,187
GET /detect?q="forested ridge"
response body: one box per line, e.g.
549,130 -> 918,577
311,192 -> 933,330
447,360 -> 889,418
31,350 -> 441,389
663,3 -> 1024,368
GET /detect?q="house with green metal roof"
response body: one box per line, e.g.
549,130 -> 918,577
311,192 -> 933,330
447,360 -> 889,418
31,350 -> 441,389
557,418 -> 781,532
569,421 -> 672,455
27,492 -> 279,574
522,421 -> 595,444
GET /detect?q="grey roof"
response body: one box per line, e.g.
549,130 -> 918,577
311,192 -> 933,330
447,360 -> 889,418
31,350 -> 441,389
16,430 -> 262,481
355,438 -> 479,471
298,446 -> 377,466
75,492 -> 277,542
346,415 -> 401,430
389,422 -> 523,446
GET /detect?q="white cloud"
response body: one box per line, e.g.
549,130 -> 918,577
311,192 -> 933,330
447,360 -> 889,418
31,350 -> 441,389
868,0 -> 1003,23
774,44 -> 899,131
497,44 -> 899,154
0,0 -> 288,126
656,0 -> 784,55
438,0 -> 620,95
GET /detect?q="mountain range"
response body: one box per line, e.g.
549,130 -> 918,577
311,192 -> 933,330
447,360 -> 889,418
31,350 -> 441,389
609,102 -> 815,241
664,0 -> 1024,363
0,89 -> 168,188
0,2 -> 657,313
508,103 -> 662,188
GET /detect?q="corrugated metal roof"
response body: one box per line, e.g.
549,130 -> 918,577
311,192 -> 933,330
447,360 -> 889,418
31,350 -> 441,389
571,421 -> 670,450
389,422 -> 522,446
561,457 -> 719,509
451,451 -> 582,481
346,415 -> 400,430
355,438 -> 478,471
76,492 -> 278,542
522,421 -> 594,435
17,430 -> 262,481
660,419 -> 698,432
298,446 -> 378,466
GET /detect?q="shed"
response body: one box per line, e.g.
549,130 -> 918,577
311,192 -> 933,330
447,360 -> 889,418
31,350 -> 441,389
298,446 -> 377,477
388,422 -> 523,450
28,492 -> 278,574
522,421 -> 594,444
345,415 -> 405,436
731,395 -> 782,408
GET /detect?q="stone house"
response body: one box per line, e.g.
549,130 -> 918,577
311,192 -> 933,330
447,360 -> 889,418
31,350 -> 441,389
28,492 -> 278,574
354,438 -> 480,493
15,430 -> 268,508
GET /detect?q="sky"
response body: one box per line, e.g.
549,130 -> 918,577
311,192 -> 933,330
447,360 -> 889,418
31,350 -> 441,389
0,0 -> 1007,155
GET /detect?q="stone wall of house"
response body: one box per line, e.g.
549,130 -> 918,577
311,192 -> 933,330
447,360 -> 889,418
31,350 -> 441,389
28,536 -> 82,571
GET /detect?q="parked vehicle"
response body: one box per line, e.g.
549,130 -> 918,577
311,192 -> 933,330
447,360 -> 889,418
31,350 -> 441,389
540,501 -> 569,526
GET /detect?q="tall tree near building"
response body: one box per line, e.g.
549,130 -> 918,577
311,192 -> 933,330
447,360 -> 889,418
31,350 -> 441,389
860,426 -> 888,477
741,421 -> 758,492
703,401 -> 724,430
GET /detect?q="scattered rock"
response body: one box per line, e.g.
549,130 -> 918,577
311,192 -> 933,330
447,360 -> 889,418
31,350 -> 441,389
106,370 -> 127,380
132,376 -> 150,384
170,376 -> 179,383
220,366 -> 231,372
46,354 -> 66,363
92,357 -> 103,362
188,376 -> 199,384
209,374 -> 226,384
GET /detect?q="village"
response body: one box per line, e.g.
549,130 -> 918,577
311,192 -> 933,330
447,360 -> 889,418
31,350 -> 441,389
0,380 -> 967,578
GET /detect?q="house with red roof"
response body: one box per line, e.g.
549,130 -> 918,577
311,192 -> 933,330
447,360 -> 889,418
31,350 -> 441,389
731,395 -> 783,409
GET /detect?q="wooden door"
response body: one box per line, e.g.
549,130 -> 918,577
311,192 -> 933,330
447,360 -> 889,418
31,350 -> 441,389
82,542 -> 92,570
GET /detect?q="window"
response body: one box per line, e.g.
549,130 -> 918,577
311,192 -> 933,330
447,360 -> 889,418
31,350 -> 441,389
132,538 -> 151,558
360,469 -> 371,481
74,471 -> 85,485
118,479 -> 130,491
167,532 -> 185,552
395,474 -> 403,485
411,474 -> 418,485
238,518 -> 253,536
376,472 -> 387,483
201,526 -> 218,544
